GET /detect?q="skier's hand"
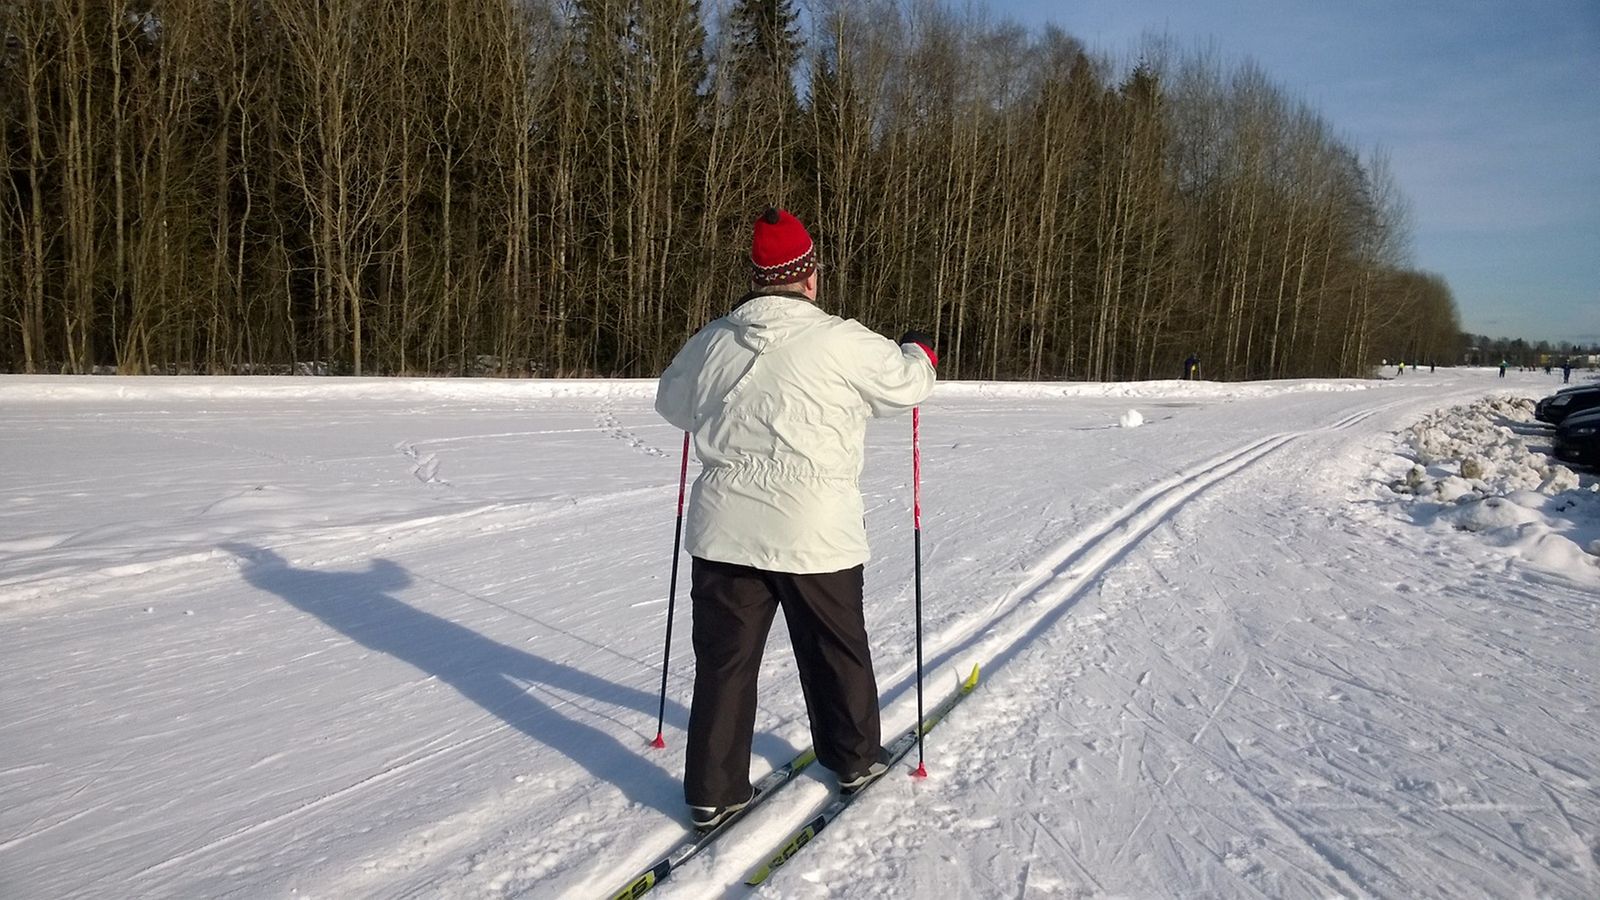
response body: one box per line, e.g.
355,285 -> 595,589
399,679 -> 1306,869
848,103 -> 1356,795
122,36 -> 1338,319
899,330 -> 937,367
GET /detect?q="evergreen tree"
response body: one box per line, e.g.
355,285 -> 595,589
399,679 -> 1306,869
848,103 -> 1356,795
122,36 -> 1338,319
721,0 -> 804,205
726,0 -> 802,99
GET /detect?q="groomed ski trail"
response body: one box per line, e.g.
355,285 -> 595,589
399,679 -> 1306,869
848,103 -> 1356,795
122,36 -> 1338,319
917,402 -> 1410,685
630,397 -> 1446,897
8,373 -> 1592,900
736,388 -> 1597,898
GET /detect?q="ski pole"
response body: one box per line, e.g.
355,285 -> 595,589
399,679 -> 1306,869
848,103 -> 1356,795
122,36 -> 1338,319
652,431 -> 691,749
912,407 -> 928,778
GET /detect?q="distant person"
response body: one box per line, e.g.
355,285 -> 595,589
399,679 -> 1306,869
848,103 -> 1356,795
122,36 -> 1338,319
1563,359 -> 1572,384
1397,361 -> 1405,376
1498,360 -> 1507,378
1183,354 -> 1201,381
1430,361 -> 1435,373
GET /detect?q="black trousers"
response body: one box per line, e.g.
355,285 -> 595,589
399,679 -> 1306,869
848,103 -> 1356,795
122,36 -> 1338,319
684,557 -> 881,806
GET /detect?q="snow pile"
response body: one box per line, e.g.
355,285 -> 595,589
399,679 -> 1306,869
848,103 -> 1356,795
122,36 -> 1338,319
1119,409 -> 1145,428
1376,395 -> 1599,579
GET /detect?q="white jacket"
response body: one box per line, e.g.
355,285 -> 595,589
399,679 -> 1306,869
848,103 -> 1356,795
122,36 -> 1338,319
655,293 -> 936,574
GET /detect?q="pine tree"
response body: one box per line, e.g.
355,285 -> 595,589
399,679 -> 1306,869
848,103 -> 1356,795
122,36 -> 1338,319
726,0 -> 801,99
720,0 -> 804,205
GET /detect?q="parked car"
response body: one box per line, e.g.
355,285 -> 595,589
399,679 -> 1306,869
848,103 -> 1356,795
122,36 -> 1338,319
1535,384 -> 1594,420
1552,407 -> 1600,467
1535,385 -> 1600,425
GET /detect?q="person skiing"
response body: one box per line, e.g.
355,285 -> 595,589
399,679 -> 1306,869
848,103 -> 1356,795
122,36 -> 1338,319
654,207 -> 937,831
1183,353 -> 1200,380
1563,359 -> 1573,384
1499,359 -> 1508,378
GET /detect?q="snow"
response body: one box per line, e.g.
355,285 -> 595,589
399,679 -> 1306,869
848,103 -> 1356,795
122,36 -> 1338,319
1372,394 -> 1599,581
2,367 -> 1597,899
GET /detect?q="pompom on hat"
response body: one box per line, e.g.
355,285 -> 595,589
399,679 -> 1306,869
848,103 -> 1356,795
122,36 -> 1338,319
750,207 -> 817,286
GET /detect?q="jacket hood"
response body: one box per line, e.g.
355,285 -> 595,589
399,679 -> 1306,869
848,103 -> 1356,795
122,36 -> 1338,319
724,292 -> 820,353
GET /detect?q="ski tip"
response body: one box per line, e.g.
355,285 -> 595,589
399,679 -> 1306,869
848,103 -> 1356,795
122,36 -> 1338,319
962,664 -> 980,691
912,762 -> 929,779
650,733 -> 667,749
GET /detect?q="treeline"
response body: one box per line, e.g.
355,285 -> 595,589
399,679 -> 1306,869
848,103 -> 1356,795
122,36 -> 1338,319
1466,336 -> 1597,368
1,0 -> 1463,379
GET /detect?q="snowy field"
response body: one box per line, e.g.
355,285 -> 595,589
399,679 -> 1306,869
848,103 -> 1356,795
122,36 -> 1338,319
2,368 -> 1597,899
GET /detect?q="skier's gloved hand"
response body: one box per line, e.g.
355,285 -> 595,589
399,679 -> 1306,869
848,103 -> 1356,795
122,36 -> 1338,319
899,330 -> 938,367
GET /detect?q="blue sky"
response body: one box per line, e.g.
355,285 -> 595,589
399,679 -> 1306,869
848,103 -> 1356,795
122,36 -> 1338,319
991,0 -> 1599,344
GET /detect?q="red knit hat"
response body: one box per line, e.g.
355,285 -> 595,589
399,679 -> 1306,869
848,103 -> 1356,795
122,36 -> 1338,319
750,207 -> 816,286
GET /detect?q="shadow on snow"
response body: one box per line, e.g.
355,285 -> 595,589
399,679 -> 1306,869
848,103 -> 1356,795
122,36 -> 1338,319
221,541 -> 716,812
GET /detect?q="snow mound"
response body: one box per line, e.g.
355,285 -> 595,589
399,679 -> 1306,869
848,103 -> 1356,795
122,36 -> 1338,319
1376,395 -> 1599,581
1443,496 -> 1542,532
1119,409 -> 1145,428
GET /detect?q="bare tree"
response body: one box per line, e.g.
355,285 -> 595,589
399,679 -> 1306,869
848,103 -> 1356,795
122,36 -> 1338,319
0,0 -> 1465,380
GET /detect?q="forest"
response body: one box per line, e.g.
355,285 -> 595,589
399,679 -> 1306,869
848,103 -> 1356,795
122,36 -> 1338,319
2,0 -> 1470,380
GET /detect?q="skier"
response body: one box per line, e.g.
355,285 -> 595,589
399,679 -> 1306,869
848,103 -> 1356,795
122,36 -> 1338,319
654,207 -> 937,831
1499,360 -> 1507,378
1183,353 -> 1201,380
1563,359 -> 1572,384
1397,361 -> 1405,376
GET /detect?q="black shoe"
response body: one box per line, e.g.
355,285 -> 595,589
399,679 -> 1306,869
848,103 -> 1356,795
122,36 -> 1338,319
688,789 -> 753,832
837,761 -> 888,795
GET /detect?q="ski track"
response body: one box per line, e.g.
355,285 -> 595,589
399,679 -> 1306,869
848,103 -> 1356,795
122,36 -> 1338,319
621,400 -> 1422,896
895,402 -> 1405,711
4,375 -> 1598,899
656,390 -> 1595,898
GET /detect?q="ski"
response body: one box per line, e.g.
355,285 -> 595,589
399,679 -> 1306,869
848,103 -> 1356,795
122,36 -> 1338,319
744,664 -> 982,886
605,744 -> 819,900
